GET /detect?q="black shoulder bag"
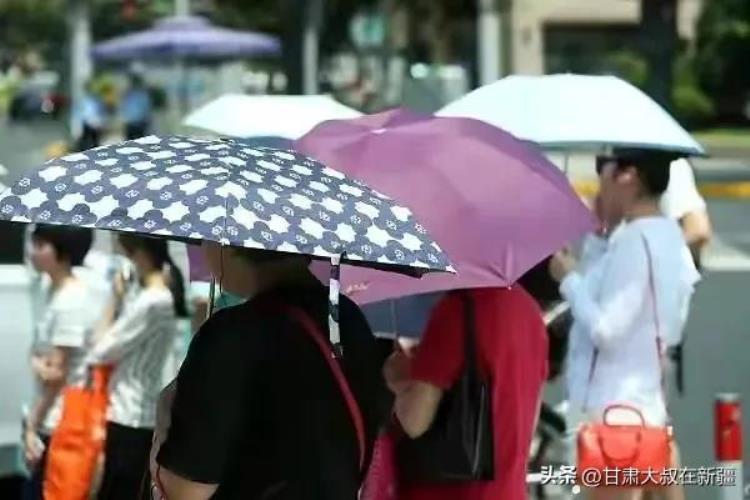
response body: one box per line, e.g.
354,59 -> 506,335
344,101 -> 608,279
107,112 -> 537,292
397,291 -> 494,483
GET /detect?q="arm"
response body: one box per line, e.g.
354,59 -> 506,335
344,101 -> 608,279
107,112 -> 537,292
91,272 -> 126,344
679,210 -> 712,268
87,295 -> 157,364
386,294 -> 464,438
157,469 -> 217,500
24,347 -> 71,465
28,294 -> 88,430
393,380 -> 443,438
91,296 -> 118,345
27,348 -> 71,428
560,234 -> 648,351
663,159 -> 711,260
157,310 -> 260,494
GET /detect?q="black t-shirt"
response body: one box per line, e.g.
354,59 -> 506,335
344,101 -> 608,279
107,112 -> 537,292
157,284 -> 390,499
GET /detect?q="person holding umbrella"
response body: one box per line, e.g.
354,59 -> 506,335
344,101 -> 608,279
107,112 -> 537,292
0,135 -> 454,500
152,244 -> 390,499
549,150 -> 699,500
382,285 -> 549,500
294,109 -> 595,500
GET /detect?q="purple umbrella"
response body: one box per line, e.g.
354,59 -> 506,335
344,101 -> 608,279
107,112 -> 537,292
92,16 -> 280,61
297,108 -> 595,304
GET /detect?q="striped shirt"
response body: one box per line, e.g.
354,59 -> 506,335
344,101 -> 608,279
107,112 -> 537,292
87,287 -> 177,429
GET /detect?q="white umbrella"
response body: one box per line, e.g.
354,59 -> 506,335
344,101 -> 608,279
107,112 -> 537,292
438,74 -> 706,156
183,94 -> 362,139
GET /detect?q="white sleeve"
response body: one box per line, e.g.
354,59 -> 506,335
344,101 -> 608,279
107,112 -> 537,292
561,233 -> 648,351
660,159 -> 707,220
49,292 -> 89,348
87,295 -> 154,364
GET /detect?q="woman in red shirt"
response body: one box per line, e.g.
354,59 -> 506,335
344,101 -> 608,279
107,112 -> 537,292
384,286 -> 548,500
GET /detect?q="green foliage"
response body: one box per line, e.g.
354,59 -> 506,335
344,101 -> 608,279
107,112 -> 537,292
673,80 -> 715,126
209,0 -> 280,33
603,49 -> 649,89
694,0 -> 750,117
0,0 -> 66,62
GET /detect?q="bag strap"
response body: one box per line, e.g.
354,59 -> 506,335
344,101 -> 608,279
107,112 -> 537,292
582,233 -> 667,412
640,233 -> 669,411
267,303 -> 367,471
152,303 -> 368,500
458,291 -> 482,382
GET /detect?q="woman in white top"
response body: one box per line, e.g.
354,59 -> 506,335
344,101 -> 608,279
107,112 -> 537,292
24,225 -> 96,500
87,234 -> 187,500
550,150 -> 699,500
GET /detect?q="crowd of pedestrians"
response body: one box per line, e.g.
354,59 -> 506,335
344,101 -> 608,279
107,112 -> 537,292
17,154 -> 709,500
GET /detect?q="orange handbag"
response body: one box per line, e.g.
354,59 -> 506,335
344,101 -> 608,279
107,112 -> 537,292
43,365 -> 112,500
577,405 -> 672,487
576,234 -> 673,489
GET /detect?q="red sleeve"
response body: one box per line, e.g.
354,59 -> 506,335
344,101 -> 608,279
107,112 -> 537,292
409,292 -> 464,389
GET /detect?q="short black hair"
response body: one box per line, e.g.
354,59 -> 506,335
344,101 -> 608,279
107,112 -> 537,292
613,149 -> 678,196
31,224 -> 93,266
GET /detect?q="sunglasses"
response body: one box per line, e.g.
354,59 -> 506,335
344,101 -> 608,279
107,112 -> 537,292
595,156 -> 620,176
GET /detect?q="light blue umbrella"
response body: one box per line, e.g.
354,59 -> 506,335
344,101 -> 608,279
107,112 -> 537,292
92,16 -> 280,61
439,74 -> 706,156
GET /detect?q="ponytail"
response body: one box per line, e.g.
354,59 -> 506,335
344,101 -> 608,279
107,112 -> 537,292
165,255 -> 188,318
118,233 -> 189,317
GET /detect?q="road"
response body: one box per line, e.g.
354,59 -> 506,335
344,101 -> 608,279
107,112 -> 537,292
1,119 -> 749,499
0,119 -> 67,184
672,199 -> 750,500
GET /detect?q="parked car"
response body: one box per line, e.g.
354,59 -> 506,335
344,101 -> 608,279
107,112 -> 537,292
8,71 -> 66,122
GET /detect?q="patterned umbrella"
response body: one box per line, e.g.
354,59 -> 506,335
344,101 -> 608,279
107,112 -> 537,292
0,135 -> 453,350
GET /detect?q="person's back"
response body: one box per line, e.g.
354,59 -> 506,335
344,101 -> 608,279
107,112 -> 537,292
121,87 -> 151,124
106,286 -> 177,428
158,283 -> 388,499
400,286 -> 548,500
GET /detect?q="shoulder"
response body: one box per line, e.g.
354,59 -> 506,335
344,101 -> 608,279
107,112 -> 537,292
191,302 -> 266,349
132,287 -> 174,313
179,303 -> 276,379
473,286 -> 544,326
338,293 -> 368,323
608,220 -> 659,256
51,280 -> 91,312
471,286 -> 539,312
629,217 -> 683,249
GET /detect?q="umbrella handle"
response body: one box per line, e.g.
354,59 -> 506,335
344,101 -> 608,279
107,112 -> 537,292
329,254 -> 344,357
207,278 -> 216,319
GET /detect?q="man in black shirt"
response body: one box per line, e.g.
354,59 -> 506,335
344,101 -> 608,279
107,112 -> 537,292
154,243 -> 389,499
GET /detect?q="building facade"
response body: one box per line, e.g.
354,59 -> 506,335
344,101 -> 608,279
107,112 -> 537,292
508,0 -> 704,75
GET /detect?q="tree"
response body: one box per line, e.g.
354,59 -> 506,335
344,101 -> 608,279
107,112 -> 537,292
0,0 -> 66,67
639,0 -> 678,110
694,0 -> 750,121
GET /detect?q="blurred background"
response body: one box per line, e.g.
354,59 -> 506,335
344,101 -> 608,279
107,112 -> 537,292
0,1 -> 749,499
